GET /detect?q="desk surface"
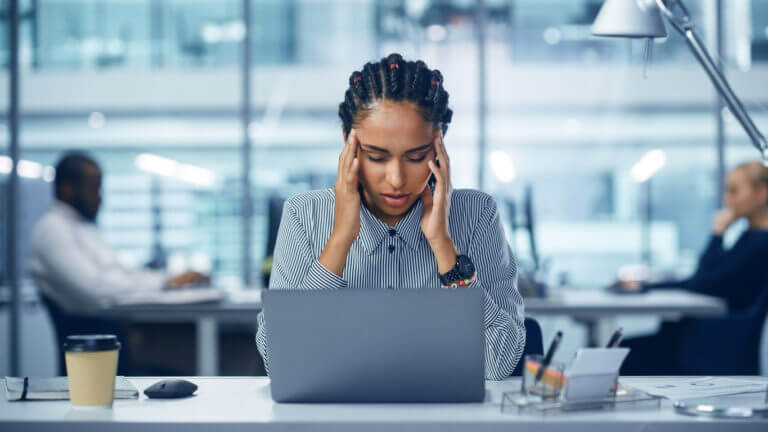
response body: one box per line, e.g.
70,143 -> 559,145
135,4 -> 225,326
105,288 -> 726,322
1,285 -> 725,320
2,377 -> 766,431
526,288 -> 727,318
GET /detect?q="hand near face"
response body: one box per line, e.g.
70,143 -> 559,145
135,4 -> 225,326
420,132 -> 454,248
332,130 -> 362,246
713,208 -> 737,235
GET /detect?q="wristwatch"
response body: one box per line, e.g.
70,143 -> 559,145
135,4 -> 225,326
439,254 -> 477,289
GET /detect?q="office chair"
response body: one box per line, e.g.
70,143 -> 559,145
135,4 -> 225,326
673,280 -> 768,375
39,294 -> 133,376
511,317 -> 544,376
261,194 -> 286,288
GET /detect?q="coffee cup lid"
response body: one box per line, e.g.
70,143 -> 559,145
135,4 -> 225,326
63,335 -> 121,352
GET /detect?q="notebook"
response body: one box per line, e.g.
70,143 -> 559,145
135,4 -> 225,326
4,376 -> 139,401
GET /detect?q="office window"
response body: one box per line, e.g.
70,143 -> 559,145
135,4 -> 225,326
4,0 -> 767,291
18,0 -> 244,283
30,0 -> 242,69
752,0 -> 768,62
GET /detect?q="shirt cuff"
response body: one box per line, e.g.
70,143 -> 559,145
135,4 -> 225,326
303,259 -> 349,290
141,270 -> 169,292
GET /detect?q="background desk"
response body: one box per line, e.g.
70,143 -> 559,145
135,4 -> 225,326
107,288 -> 727,376
2,377 -> 767,431
108,290 -> 263,377
526,289 -> 727,346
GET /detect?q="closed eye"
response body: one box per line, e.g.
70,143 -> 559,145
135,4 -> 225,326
364,150 -> 431,163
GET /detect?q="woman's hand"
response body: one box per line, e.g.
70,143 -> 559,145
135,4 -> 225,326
319,130 -> 361,278
420,132 -> 457,273
331,130 -> 362,247
713,208 -> 737,235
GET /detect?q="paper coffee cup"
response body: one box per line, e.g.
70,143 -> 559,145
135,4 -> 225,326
64,335 -> 121,408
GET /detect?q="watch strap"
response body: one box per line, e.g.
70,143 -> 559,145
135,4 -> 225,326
441,270 -> 477,290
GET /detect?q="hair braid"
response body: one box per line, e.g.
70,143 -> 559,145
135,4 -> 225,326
340,53 -> 452,138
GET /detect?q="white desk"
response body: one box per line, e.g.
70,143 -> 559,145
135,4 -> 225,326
107,290 -> 263,377
104,288 -> 726,376
2,377 -> 767,431
526,289 -> 727,346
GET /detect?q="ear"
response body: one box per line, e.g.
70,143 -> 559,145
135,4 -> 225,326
758,183 -> 768,206
58,183 -> 75,201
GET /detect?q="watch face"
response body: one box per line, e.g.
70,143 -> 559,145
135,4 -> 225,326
457,255 -> 475,276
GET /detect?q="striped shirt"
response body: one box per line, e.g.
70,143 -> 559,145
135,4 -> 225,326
256,188 -> 525,380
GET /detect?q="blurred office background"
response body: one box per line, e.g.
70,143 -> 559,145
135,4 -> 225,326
2,0 -> 768,376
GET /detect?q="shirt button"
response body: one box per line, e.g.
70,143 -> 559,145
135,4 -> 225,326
388,229 -> 397,237
388,245 -> 395,253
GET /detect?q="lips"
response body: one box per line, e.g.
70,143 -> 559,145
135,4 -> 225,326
382,193 -> 410,208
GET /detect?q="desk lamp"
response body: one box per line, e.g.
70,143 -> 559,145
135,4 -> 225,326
591,0 -> 768,163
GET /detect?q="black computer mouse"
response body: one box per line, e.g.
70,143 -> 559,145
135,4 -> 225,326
144,379 -> 198,399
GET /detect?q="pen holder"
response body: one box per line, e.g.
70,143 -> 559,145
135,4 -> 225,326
522,354 -> 566,399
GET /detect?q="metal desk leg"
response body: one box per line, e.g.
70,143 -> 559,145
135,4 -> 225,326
197,316 -> 219,376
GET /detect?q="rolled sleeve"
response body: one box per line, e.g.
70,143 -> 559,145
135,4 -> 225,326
267,199 -> 348,291
303,259 -> 349,290
468,195 -> 526,380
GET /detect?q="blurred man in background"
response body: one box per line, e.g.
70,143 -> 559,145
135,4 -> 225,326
29,152 -> 208,311
28,151 -> 208,374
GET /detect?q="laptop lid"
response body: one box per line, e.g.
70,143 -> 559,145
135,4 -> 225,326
263,288 -> 486,403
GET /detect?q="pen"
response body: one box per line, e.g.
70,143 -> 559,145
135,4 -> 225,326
605,327 -> 623,348
535,331 -> 562,384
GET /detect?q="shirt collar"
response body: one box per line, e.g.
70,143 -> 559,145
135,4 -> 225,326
52,200 -> 87,223
358,198 -> 425,255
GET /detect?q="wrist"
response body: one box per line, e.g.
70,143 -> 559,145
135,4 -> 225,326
429,235 -> 458,274
329,229 -> 356,250
713,226 -> 727,235
439,254 -> 477,289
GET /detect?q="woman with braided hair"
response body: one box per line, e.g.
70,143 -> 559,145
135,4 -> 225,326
256,54 -> 525,380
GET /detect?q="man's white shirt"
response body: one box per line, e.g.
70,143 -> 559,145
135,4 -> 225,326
28,201 -> 167,314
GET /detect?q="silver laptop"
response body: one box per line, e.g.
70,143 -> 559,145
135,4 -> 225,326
262,288 -> 486,403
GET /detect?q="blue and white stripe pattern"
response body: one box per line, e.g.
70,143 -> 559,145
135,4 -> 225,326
256,188 -> 525,380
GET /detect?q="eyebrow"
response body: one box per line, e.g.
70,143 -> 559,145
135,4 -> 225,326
360,143 -> 432,154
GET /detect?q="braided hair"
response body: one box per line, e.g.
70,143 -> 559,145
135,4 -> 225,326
339,53 -> 453,139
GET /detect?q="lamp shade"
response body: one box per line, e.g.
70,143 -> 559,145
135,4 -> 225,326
591,0 -> 668,38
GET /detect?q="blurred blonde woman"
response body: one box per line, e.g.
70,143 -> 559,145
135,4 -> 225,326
621,161 -> 768,375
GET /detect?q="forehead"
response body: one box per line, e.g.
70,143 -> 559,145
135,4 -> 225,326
725,168 -> 753,187
727,168 -> 748,185
356,100 -> 434,153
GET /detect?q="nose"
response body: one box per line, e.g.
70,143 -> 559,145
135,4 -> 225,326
386,160 -> 406,190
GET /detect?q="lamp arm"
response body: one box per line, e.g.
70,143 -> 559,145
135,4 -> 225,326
657,0 -> 768,160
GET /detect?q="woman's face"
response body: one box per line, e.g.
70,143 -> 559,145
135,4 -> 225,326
351,100 -> 437,226
725,168 -> 767,218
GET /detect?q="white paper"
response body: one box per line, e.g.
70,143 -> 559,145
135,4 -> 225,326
627,377 -> 768,401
